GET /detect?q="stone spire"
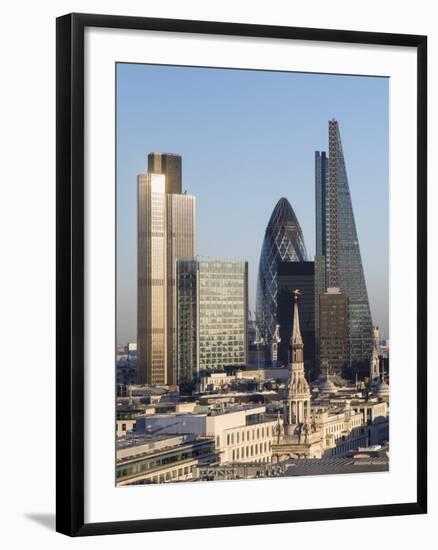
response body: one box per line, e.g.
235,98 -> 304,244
284,290 -> 311,436
291,289 -> 303,347
370,338 -> 380,385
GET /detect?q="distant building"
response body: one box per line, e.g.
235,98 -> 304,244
315,120 -> 373,372
247,319 -> 257,346
319,288 -> 350,377
256,197 -> 308,363
116,342 -> 137,365
116,365 -> 137,387
277,261 -> 315,376
176,258 -> 248,382
116,342 -> 137,386
137,154 -> 195,386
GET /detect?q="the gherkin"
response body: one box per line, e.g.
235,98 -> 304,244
256,198 -> 308,345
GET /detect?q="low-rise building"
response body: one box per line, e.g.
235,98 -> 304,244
135,404 -> 277,464
116,433 -> 217,485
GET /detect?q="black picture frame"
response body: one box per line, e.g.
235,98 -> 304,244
56,12 -> 427,537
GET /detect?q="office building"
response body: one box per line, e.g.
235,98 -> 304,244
135,404 -> 277,465
137,154 -> 195,385
147,152 -> 182,195
276,261 -> 315,376
319,287 -> 350,376
116,433 -> 217,485
256,197 -> 308,359
177,258 -> 248,382
315,120 -> 373,371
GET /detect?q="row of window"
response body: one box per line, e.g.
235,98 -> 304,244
226,425 -> 274,446
117,445 -> 212,479
131,464 -> 196,485
231,441 -> 271,461
330,436 -> 367,457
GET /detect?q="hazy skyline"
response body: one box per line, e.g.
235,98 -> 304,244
117,63 -> 389,343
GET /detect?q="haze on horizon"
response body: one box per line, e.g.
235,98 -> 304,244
117,64 -> 389,344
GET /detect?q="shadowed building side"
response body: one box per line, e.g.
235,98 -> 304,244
277,261 -> 315,377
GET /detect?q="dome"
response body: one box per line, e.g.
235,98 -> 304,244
319,377 -> 338,394
375,379 -> 389,398
256,198 -> 308,344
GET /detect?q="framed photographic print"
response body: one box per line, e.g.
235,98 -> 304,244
56,13 -> 427,536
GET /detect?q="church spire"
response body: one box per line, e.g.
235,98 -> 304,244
283,290 -> 311,435
291,289 -> 303,347
289,289 -> 304,366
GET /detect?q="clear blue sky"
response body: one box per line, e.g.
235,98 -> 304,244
117,63 -> 389,343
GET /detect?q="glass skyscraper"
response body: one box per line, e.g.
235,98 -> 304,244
256,198 -> 308,351
137,154 -> 195,385
177,258 -> 248,382
315,119 -> 373,370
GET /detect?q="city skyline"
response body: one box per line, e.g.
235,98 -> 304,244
117,64 -> 389,343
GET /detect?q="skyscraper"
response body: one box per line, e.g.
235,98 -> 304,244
256,198 -> 308,358
137,155 -> 195,385
177,258 -> 248,382
315,120 -> 373,372
276,261 -> 315,376
319,287 -> 350,377
148,152 -> 182,195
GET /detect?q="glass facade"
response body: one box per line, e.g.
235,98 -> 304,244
137,158 -> 195,385
177,259 -> 248,382
315,120 -> 373,370
148,152 -> 182,195
256,198 -> 308,348
166,194 -> 196,384
137,173 -> 167,384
